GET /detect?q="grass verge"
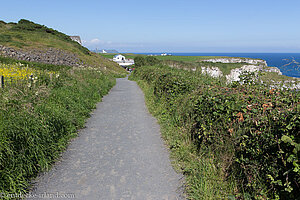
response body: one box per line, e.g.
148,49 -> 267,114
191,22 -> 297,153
134,79 -> 237,200
0,60 -> 117,198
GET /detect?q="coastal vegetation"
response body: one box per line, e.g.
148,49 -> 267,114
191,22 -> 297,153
1,18 -> 298,199
130,64 -> 299,199
0,20 -> 126,198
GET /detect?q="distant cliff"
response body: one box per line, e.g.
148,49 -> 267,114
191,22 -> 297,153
199,58 -> 282,82
202,57 -> 267,66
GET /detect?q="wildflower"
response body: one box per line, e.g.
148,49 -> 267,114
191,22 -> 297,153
236,112 -> 244,122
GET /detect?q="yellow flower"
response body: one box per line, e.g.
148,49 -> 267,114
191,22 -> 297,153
0,63 -> 57,81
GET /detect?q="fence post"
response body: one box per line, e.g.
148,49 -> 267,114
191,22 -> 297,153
0,76 -> 4,88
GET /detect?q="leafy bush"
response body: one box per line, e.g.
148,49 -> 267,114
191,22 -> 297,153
134,56 -> 160,67
131,65 -> 300,199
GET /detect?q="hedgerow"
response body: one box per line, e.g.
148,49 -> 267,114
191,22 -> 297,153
130,65 -> 300,199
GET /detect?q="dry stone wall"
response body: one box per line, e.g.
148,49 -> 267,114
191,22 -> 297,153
0,45 -> 81,66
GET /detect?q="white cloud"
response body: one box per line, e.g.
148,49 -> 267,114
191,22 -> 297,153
81,38 -> 147,51
90,38 -> 101,44
82,38 -> 101,46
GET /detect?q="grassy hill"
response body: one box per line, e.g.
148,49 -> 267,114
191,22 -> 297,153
0,19 -> 126,75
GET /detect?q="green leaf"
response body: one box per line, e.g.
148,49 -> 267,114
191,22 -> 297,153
227,195 -> 236,200
281,135 -> 293,145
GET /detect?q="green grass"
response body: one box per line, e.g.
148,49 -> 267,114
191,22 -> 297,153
260,71 -> 298,82
155,55 -> 226,62
0,58 -> 117,198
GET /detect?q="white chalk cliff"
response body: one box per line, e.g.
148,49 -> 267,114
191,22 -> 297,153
200,58 -> 282,82
202,58 -> 267,66
201,66 -> 223,78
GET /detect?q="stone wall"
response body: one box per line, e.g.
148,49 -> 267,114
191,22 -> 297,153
0,45 -> 81,66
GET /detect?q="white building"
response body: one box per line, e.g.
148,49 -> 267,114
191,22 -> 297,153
112,54 -> 134,67
113,54 -> 126,62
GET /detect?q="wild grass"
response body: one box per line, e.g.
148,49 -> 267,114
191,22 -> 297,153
0,19 -> 126,195
0,58 -> 118,198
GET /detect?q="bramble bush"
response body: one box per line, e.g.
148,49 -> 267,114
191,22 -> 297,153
131,65 -> 300,199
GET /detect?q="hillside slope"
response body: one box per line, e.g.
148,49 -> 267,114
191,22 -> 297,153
0,19 -> 126,75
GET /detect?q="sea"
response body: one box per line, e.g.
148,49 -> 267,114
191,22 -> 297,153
135,53 -> 300,78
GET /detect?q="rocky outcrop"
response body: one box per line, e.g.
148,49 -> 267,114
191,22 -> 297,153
226,65 -> 262,82
202,58 -> 283,82
225,65 -> 284,83
0,45 -> 81,66
264,67 -> 282,75
201,66 -> 223,78
202,58 -> 267,66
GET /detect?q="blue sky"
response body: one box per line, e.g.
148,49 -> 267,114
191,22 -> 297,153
1,0 -> 300,53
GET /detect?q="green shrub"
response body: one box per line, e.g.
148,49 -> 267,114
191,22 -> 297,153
134,56 -> 160,67
131,65 -> 300,199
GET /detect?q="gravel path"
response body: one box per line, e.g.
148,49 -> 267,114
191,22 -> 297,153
29,77 -> 184,200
